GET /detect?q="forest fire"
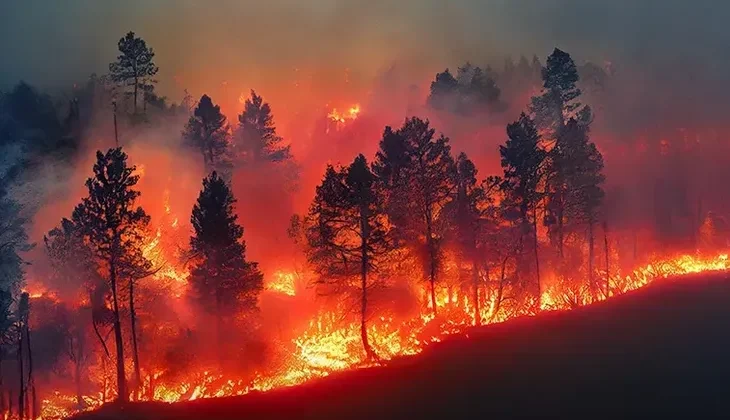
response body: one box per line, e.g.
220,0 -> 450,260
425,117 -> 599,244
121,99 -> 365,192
1,8 -> 730,420
35,250 -> 730,419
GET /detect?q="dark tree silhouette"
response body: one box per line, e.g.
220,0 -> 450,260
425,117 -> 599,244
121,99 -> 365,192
72,148 -> 151,402
499,113 -> 546,307
442,153 -> 491,324
304,155 -> 391,359
189,171 -> 263,356
427,69 -> 458,110
374,117 -> 456,316
530,48 -> 591,137
554,119 -> 605,295
183,95 -> 230,173
236,90 -> 290,163
109,31 -> 159,115
428,64 -> 504,115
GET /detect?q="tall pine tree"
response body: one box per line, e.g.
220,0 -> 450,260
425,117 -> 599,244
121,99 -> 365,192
189,171 -> 263,357
499,113 -> 546,308
374,117 -> 456,316
442,153 -> 488,324
72,147 -> 151,402
236,90 -> 290,163
108,31 -> 158,115
183,95 -> 230,173
304,155 -> 391,359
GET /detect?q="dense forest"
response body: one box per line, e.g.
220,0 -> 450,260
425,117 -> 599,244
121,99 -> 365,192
1,30 -> 729,419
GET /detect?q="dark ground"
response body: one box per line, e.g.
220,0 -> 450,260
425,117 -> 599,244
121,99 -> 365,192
75,273 -> 730,419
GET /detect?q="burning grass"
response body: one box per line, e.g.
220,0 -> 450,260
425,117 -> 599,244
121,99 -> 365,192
37,250 -> 730,420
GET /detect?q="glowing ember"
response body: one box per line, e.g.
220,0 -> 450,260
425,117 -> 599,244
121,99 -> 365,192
327,104 -> 360,124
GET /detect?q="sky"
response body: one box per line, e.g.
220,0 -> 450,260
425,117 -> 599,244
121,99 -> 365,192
3,0 -> 729,101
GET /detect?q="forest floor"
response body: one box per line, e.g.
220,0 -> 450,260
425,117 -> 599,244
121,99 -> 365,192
73,272 -> 730,419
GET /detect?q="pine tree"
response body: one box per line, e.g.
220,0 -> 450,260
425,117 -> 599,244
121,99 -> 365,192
499,113 -> 546,307
427,69 -> 458,110
236,90 -> 290,163
374,117 -> 456,316
108,31 -> 158,115
530,48 -> 591,138
71,147 -> 151,402
44,219 -> 98,301
558,119 -> 605,295
442,153 -> 488,324
304,155 -> 391,359
189,171 -> 263,356
183,95 -> 230,173
532,48 -> 593,261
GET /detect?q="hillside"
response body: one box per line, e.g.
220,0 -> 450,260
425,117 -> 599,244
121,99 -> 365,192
75,273 -> 730,419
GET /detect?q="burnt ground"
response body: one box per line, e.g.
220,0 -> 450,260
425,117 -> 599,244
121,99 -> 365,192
74,273 -> 730,420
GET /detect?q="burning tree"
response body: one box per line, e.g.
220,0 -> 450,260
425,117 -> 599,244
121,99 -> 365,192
374,117 -> 456,316
236,90 -> 291,163
441,153 -> 492,324
183,95 -> 231,173
499,113 -> 546,308
303,155 -> 392,360
188,171 -> 263,362
531,48 -> 605,295
108,31 -> 159,115
44,219 -> 98,407
71,148 -> 151,402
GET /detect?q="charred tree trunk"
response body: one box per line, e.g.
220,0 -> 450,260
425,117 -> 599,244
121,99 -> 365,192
133,75 -> 138,115
359,204 -> 376,361
492,256 -> 509,321
533,209 -> 541,309
25,324 -> 35,420
129,279 -> 141,401
588,221 -> 595,300
17,324 -> 24,420
426,216 -> 438,317
472,260 -> 480,326
603,221 -> 610,298
109,254 -> 128,402
0,350 -> 5,417
215,290 -> 223,366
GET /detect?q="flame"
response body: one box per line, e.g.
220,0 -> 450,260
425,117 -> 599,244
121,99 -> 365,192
38,251 -> 730,419
327,104 -> 360,124
267,270 -> 297,296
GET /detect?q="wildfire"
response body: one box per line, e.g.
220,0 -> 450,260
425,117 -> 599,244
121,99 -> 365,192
267,270 -> 297,296
39,252 -> 730,419
327,104 -> 360,124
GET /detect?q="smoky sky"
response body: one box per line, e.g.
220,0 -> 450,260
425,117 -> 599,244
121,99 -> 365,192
2,0 -> 730,100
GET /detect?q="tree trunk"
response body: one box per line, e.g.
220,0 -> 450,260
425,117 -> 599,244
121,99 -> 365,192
360,243 -> 373,360
492,256 -> 508,321
25,323 -> 35,420
533,209 -> 541,309
588,221 -> 595,300
0,350 -> 5,417
426,217 -> 437,317
109,256 -> 128,402
472,260 -> 480,326
17,324 -> 23,420
129,279 -> 141,401
215,291 -> 223,366
101,356 -> 108,403
603,221 -> 610,298
359,205 -> 375,361
133,76 -> 138,115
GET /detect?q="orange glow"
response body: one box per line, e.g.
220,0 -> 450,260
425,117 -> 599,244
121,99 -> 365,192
39,251 -> 730,419
327,104 -> 361,124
